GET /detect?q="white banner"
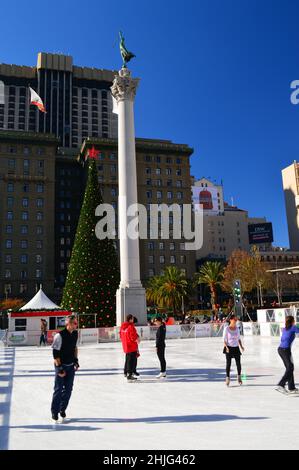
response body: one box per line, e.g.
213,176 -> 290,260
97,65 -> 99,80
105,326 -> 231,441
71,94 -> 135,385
195,324 -> 211,337
7,331 -> 27,345
79,328 -> 98,343
259,323 -> 272,337
166,325 -> 182,339
136,326 -> 150,340
242,323 -> 253,336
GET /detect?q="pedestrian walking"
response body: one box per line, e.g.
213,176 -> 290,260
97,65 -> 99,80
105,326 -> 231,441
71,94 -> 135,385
275,315 -> 299,395
223,314 -> 244,386
39,319 -> 47,346
51,315 -> 79,422
155,316 -> 167,378
120,314 -> 140,382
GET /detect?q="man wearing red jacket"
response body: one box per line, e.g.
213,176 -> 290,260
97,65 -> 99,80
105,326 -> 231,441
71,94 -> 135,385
120,314 -> 140,382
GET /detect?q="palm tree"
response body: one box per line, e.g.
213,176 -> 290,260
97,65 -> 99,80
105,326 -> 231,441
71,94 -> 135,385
146,266 -> 188,316
194,261 -> 224,308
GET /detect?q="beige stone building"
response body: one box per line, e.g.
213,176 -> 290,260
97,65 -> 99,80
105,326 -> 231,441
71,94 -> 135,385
282,161 -> 299,251
192,178 -> 271,260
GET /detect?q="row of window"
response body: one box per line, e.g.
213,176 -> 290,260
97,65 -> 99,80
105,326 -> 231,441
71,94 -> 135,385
0,146 -> 45,155
146,179 -> 183,187
148,268 -> 186,277
6,211 -> 44,221
7,183 -> 44,193
4,255 -> 42,265
148,255 -> 186,264
146,191 -> 184,199
147,242 -> 185,250
7,197 -> 44,207
4,240 -> 43,249
4,284 -> 29,295
145,168 -> 182,176
144,156 -> 182,164
5,225 -> 43,235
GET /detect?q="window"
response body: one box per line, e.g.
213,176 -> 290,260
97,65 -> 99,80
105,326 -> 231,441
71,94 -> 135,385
5,269 -> 11,278
146,190 -> 152,199
7,182 -> 14,192
148,269 -> 155,277
36,269 -> 42,279
148,256 -> 154,264
8,158 -> 15,169
170,242 -> 175,250
170,255 -> 176,264
156,168 -> 161,175
36,212 -> 43,221
167,191 -> 173,199
180,255 -> 186,264
146,179 -> 152,186
6,240 -> 12,249
23,147 -> 30,155
146,168 -> 151,174
156,179 -> 162,187
111,188 -> 117,197
20,240 -> 28,249
180,242 -> 185,250
22,212 -> 29,221
177,192 -> 183,200
36,255 -> 42,264
145,155 -> 152,162
21,225 -> 28,234
159,242 -> 164,250
36,226 -> 43,235
159,255 -> 165,264
7,211 -> 13,220
21,254 -> 28,263
176,180 -> 182,188
20,284 -> 27,294
20,270 -> 27,279
22,198 -> 29,207
37,183 -> 44,193
176,169 -> 181,176
148,242 -> 154,250
176,158 -> 182,164
36,198 -> 44,208
157,191 -> 162,199
23,159 -> 30,174
5,254 -> 12,263
166,168 -> 171,175
23,183 -> 29,192
110,164 -> 117,173
4,284 -> 12,296
15,319 -> 26,331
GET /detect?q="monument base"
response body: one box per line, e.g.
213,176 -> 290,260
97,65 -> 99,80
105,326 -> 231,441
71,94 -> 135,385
116,285 -> 147,326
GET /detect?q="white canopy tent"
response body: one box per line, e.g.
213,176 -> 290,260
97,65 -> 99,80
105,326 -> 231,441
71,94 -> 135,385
19,287 -> 60,311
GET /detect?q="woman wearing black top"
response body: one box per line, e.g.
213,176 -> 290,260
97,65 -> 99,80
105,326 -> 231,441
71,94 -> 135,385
155,317 -> 167,378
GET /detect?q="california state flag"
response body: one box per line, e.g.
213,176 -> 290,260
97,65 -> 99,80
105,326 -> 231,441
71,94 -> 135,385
29,87 -> 46,113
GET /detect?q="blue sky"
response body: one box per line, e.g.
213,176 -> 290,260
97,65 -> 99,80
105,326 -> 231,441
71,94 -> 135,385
1,0 -> 299,247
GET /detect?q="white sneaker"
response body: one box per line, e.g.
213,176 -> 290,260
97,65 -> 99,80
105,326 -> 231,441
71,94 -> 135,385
275,386 -> 288,395
156,372 -> 167,379
288,388 -> 299,395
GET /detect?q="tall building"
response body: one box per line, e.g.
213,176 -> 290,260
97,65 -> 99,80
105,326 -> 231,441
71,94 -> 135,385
282,161 -> 299,251
0,53 -> 117,148
192,177 -> 272,261
0,130 -> 58,299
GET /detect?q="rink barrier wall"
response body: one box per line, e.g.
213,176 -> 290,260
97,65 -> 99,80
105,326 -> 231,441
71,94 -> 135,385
5,319 -> 295,346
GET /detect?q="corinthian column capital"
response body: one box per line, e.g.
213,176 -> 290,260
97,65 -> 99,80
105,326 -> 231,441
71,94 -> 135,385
111,67 -> 140,103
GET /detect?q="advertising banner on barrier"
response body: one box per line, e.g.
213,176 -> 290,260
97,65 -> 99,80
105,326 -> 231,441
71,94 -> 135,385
195,324 -> 211,337
257,309 -> 268,323
242,323 -> 253,336
274,309 -> 287,324
7,331 -> 28,345
136,326 -> 150,340
79,328 -> 98,343
166,325 -> 182,339
47,330 -> 60,345
260,323 -> 271,337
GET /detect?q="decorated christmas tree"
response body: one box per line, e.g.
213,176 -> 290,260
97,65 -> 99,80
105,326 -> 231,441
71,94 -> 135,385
61,149 -> 120,327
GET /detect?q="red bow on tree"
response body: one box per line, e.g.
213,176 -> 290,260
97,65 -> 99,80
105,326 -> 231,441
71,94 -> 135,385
88,146 -> 100,160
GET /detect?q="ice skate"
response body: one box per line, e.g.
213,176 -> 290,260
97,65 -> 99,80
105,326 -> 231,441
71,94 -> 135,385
275,386 -> 288,395
127,375 -> 137,382
238,375 -> 242,386
156,372 -> 167,379
288,388 -> 299,395
51,412 -> 59,423
60,411 -> 66,422
225,377 -> 230,387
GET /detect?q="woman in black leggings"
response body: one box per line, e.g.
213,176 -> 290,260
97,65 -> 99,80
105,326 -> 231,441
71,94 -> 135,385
223,315 -> 244,386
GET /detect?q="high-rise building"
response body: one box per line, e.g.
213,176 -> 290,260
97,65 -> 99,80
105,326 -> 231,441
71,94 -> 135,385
282,161 -> 299,251
0,53 -> 117,148
0,130 -> 58,299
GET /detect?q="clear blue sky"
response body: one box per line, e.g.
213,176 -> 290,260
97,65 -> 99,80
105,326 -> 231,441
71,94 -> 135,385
1,0 -> 299,247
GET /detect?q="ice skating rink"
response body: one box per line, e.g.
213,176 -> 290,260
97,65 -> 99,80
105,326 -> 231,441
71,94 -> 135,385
1,336 -> 299,450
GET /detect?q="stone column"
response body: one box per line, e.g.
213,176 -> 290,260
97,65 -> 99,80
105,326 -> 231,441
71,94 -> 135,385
111,67 -> 147,326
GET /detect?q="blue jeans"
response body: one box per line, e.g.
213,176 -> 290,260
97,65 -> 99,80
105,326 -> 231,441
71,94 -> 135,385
51,364 -> 75,414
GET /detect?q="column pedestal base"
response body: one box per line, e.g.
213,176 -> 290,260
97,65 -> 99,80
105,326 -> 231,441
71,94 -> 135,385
116,285 -> 147,326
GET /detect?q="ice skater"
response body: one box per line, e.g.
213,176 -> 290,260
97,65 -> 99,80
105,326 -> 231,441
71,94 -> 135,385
223,314 -> 244,386
275,315 -> 299,395
120,314 -> 140,382
51,315 -> 79,422
154,316 -> 167,378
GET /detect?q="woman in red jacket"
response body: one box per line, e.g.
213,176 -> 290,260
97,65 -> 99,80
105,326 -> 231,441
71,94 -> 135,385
120,314 -> 140,382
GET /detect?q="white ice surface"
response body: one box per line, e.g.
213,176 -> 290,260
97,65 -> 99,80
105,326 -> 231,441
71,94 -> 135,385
1,336 -> 299,450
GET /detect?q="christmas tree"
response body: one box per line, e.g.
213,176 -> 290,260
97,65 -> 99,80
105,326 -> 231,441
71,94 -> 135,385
61,150 -> 120,327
